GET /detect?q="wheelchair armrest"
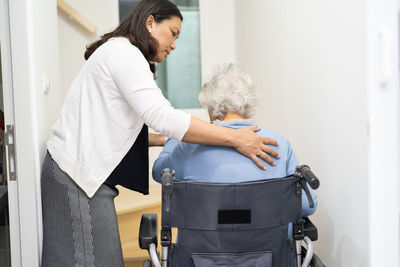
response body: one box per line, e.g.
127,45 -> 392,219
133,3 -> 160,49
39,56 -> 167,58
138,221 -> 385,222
139,214 -> 158,250
303,217 -> 318,241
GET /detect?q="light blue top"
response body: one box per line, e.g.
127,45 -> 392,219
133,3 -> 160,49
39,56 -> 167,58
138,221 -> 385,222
153,120 -> 317,217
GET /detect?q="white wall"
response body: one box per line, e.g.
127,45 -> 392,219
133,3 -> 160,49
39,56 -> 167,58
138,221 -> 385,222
234,0 -> 399,266
6,0 -> 62,264
58,0 -> 119,99
30,0 -> 64,260
199,0 -> 236,81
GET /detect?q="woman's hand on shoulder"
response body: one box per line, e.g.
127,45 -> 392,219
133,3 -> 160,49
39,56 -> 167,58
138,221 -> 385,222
234,125 -> 280,170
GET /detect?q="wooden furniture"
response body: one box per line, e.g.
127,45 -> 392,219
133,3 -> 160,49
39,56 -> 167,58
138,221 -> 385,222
115,184 -> 177,267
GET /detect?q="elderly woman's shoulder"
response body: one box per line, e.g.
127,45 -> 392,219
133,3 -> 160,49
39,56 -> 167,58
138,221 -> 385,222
257,125 -> 292,147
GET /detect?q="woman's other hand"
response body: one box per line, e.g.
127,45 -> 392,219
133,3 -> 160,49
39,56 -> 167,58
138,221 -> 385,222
149,133 -> 168,146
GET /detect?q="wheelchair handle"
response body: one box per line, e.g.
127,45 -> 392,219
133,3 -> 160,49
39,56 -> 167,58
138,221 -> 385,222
161,168 -> 175,213
296,165 -> 320,189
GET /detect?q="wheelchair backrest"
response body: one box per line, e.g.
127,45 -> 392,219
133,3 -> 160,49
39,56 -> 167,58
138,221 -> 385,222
162,176 -> 302,230
161,175 -> 303,267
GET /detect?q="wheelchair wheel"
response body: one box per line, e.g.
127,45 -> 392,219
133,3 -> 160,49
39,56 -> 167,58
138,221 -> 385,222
309,253 -> 326,267
142,259 -> 152,267
302,247 -> 326,267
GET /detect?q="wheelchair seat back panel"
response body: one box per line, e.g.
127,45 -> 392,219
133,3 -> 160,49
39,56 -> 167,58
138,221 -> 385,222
162,175 -> 302,230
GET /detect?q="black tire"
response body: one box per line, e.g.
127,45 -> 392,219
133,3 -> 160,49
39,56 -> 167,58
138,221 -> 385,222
302,247 -> 326,267
310,253 -> 326,267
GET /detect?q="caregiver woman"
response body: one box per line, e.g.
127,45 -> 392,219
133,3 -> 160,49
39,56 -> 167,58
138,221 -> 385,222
41,0 -> 279,266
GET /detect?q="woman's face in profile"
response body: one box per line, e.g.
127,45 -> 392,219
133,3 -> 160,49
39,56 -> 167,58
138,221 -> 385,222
148,15 -> 181,63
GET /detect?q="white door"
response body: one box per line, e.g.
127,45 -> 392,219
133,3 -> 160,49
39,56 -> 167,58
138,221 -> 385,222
0,0 -> 21,266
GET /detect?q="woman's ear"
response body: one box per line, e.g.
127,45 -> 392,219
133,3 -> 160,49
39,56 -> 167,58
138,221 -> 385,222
146,15 -> 155,33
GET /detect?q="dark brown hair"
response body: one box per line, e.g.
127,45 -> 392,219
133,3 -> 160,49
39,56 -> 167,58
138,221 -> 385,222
84,0 -> 182,73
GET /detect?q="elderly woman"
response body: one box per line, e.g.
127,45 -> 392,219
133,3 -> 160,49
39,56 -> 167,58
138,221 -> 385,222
152,63 -> 317,216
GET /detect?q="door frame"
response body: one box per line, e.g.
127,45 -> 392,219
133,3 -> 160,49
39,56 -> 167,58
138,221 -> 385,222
367,0 -> 400,265
0,0 -> 21,266
0,0 -> 42,266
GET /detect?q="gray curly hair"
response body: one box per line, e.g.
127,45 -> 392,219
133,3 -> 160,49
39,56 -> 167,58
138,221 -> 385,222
199,63 -> 257,120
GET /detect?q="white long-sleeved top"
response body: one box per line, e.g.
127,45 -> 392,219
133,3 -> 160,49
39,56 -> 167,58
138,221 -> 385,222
47,37 -> 191,197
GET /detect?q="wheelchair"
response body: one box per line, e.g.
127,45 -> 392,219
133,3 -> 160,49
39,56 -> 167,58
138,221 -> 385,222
139,165 -> 325,267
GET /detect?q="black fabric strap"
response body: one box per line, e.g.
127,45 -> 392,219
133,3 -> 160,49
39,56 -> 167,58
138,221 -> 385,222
106,124 -> 149,195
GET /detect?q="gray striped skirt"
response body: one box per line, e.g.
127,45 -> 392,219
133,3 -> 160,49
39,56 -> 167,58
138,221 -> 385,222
41,152 -> 124,267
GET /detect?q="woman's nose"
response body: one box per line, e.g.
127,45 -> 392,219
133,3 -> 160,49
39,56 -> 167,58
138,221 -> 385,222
171,40 -> 176,50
